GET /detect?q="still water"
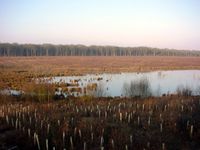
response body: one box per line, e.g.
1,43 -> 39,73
52,70 -> 200,97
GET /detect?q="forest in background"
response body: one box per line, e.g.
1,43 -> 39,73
0,43 -> 200,56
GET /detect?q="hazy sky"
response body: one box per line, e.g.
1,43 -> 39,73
0,0 -> 200,50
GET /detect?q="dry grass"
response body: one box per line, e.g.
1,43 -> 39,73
0,56 -> 200,75
0,96 -> 200,149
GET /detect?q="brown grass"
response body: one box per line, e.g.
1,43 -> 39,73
0,96 -> 200,149
0,56 -> 200,75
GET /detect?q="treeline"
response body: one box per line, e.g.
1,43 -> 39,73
0,43 -> 200,56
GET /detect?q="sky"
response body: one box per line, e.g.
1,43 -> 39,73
0,0 -> 200,50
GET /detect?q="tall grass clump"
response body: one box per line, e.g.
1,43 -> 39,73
176,85 -> 192,96
122,77 -> 152,98
22,81 -> 55,102
90,82 -> 107,97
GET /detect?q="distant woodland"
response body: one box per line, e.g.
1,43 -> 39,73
0,43 -> 200,56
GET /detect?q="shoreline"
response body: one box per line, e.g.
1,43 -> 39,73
0,56 -> 200,89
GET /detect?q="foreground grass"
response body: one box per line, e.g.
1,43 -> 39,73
0,96 -> 200,150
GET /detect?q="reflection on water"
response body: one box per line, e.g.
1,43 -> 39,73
51,70 -> 200,97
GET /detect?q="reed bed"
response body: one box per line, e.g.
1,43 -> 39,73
0,96 -> 200,150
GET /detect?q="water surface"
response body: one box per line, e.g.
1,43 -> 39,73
51,70 -> 200,97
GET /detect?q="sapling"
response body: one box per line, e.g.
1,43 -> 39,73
128,114 -> 131,123
113,106 -> 116,111
6,115 -> 9,124
79,129 -> 82,138
102,128 -> 104,135
186,120 -> 190,128
47,123 -> 50,135
162,143 -> 165,150
148,105 -> 152,111
71,117 -> 74,125
159,114 -> 162,120
74,127 -> 77,136
28,128 -> 31,137
57,119 -> 60,126
120,113 -> 122,122
70,136 -> 73,149
34,132 -> 37,145
15,118 -> 18,129
125,144 -> 128,150
36,133 -> 40,150
63,131 -> 65,145
11,118 -> 14,126
90,108 -> 93,113
100,147 -> 104,150
130,135 -> 133,144
76,107 -> 79,113
2,111 -> 5,118
118,102 -> 121,108
137,116 -> 140,125
155,104 -> 158,110
147,142 -> 150,148
174,123 -> 176,129
90,125 -> 93,132
46,139 -> 49,150
118,108 -> 121,114
160,123 -> 163,133
40,120 -> 43,129
84,142 -> 86,150
99,110 -> 101,118
100,136 -> 104,147
29,116 -> 32,125
190,125 -> 193,137
91,132 -> 94,141
34,110 -> 37,119
105,111 -> 107,119
148,116 -> 151,126
137,104 -> 139,110
111,139 -> 114,148
167,104 -> 170,109
164,105 -> 167,111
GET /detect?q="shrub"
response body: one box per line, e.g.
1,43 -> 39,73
89,82 -> 107,97
176,85 -> 192,96
122,77 -> 152,98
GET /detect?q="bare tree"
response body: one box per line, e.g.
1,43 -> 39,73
1,43 -> 200,56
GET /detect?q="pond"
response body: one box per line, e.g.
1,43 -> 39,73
51,70 -> 200,97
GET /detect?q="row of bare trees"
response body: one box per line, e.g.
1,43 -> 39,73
1,43 -> 200,56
